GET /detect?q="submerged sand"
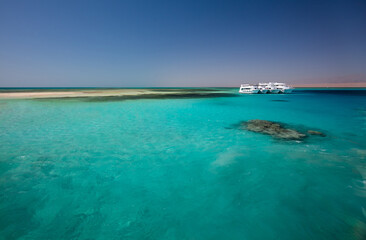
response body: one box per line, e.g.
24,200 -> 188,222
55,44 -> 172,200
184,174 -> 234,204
0,88 -> 235,101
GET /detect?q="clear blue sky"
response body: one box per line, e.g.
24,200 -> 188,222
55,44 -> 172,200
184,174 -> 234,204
1,0 -> 366,87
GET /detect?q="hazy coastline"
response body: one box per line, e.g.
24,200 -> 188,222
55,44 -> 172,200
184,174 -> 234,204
292,82 -> 366,88
1,86 -> 366,99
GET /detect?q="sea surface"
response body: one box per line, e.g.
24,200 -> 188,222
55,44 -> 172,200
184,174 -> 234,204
1,89 -> 366,239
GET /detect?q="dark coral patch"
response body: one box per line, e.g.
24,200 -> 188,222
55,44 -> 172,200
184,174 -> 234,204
243,119 -> 306,140
239,120 -> 328,141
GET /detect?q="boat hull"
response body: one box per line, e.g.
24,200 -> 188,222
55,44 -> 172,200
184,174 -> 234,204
260,89 -> 269,94
283,88 -> 293,93
269,89 -> 280,94
239,89 -> 260,94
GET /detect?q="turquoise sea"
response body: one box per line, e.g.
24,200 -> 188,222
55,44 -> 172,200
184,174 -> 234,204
1,89 -> 366,239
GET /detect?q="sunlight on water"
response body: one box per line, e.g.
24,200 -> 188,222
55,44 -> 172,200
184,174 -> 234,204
1,89 -> 366,239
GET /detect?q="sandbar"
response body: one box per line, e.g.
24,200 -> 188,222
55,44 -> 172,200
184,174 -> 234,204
0,88 -> 235,101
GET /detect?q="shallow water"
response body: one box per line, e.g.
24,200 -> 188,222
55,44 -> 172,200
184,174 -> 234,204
1,89 -> 366,239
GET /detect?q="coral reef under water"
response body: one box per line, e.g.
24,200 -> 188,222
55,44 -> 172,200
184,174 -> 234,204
241,119 -> 327,140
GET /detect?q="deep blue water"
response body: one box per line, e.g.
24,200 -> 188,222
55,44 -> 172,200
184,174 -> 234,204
1,89 -> 366,239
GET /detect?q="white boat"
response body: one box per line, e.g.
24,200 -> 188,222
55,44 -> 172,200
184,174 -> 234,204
258,83 -> 269,94
273,82 -> 294,93
266,82 -> 280,94
239,84 -> 260,94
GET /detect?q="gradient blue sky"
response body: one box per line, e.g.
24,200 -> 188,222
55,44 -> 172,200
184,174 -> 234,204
1,0 -> 366,87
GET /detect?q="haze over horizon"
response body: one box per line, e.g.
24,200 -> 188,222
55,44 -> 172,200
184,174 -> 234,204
1,0 -> 366,87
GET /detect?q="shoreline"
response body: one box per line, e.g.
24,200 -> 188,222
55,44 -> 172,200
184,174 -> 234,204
292,82 -> 366,88
1,85 -> 366,99
0,88 -> 234,100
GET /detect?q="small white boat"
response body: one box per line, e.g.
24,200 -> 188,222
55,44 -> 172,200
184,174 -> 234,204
258,83 -> 269,94
273,82 -> 294,93
266,82 -> 280,94
239,84 -> 260,94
